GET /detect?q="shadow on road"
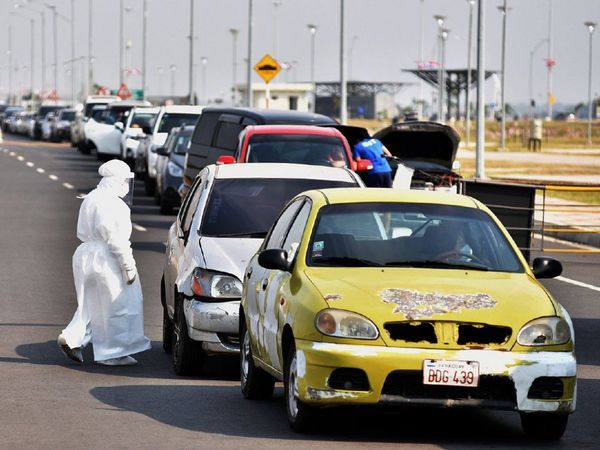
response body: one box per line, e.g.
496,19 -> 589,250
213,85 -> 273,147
88,383 -> 541,445
132,241 -> 168,254
8,339 -> 240,381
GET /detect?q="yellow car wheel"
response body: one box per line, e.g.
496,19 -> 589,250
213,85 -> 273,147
284,344 -> 315,432
240,320 -> 275,400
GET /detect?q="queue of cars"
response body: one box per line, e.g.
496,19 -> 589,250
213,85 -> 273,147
2,100 -> 575,439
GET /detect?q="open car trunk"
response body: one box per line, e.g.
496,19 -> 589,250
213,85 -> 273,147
328,122 -> 462,191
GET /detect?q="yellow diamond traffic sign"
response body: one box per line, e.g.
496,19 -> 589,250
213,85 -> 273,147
254,54 -> 282,84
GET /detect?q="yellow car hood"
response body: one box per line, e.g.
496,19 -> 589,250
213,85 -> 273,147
304,267 -> 556,345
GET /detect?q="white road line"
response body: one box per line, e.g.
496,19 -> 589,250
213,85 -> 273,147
17,155 -> 24,161
556,276 -> 600,293
2,148 -> 7,153
36,168 -> 45,173
26,161 -> 34,167
48,174 -> 58,181
62,182 -> 74,190
132,223 -> 147,232
533,233 -> 597,251
9,151 -> 15,156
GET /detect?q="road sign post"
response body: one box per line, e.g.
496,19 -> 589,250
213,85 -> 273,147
254,54 -> 282,109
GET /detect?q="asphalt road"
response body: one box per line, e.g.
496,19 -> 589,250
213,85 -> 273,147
1,138 -> 598,449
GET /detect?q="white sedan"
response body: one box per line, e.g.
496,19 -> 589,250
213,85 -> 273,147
161,163 -> 364,375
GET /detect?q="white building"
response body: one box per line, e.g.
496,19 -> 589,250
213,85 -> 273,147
236,83 -> 313,111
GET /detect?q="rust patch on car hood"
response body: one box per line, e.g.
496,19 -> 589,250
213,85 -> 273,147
380,288 -> 497,320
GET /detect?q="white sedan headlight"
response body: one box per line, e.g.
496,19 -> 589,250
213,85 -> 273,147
517,316 -> 571,346
167,161 -> 183,177
316,309 -> 379,340
191,267 -> 242,300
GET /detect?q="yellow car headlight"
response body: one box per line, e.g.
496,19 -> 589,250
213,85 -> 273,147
315,309 -> 379,340
517,316 -> 571,346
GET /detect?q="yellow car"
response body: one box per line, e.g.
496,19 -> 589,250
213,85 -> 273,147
239,188 -> 576,438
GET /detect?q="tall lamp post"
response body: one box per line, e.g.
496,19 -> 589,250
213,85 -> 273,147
15,2 -> 46,103
188,0 -> 195,104
10,12 -> 34,105
88,0 -> 94,95
528,38 -> 548,119
229,28 -> 239,105
585,22 -> 596,146
246,0 -> 253,107
440,28 -> 449,123
465,0 -> 475,147
433,15 -> 446,123
475,0 -> 485,179
7,25 -> 13,104
142,0 -> 147,99
200,56 -> 208,104
307,24 -> 317,112
497,1 -> 511,151
546,0 -> 554,119
169,64 -> 176,97
340,0 -> 347,124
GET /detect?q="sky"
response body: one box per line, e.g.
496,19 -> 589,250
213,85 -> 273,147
1,0 -> 599,110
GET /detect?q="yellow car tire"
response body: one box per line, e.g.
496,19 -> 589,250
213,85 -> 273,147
284,344 -> 316,432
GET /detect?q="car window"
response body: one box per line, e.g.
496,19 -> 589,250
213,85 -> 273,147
214,120 -> 244,150
157,113 -> 200,133
178,173 -> 205,237
174,133 -> 192,154
200,178 -> 355,238
264,199 -> 305,250
130,112 -> 156,129
281,199 -> 312,262
307,202 -> 524,272
191,111 -> 219,145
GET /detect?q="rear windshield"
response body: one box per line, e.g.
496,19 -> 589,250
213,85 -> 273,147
130,112 -> 156,128
38,106 -> 63,118
246,134 -> 349,168
60,111 -> 75,121
174,132 -> 192,154
158,113 -> 200,133
201,178 -> 356,237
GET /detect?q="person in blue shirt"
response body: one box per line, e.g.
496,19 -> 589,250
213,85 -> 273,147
353,138 -> 393,187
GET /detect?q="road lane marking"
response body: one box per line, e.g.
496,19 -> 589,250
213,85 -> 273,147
62,183 -> 74,190
533,233 -> 597,251
36,168 -> 45,173
2,148 -> 7,153
132,223 -> 147,232
48,174 -> 58,181
17,155 -> 24,161
556,276 -> 600,293
26,161 -> 34,167
9,151 -> 15,156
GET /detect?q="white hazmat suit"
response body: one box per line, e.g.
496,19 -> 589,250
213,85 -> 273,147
60,159 -> 151,364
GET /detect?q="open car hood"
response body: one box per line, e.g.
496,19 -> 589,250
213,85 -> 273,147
373,121 -> 460,171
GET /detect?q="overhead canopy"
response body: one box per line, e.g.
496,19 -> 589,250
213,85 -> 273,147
315,81 -> 414,97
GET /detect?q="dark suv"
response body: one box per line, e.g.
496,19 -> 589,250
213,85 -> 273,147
183,107 -> 337,190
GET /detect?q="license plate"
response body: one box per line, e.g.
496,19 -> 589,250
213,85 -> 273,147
423,359 -> 480,387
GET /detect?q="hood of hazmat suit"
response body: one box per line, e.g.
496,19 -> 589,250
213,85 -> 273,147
61,159 -> 150,361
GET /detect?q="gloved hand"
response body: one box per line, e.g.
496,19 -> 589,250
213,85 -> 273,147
124,268 -> 137,285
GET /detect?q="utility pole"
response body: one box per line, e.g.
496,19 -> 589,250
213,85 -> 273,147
71,0 -> 75,105
142,0 -> 147,100
440,28 -> 449,123
307,24 -> 317,113
418,0 -> 424,119
585,22 -> 596,146
45,4 -> 59,97
466,0 -> 475,147
246,0 -> 253,107
475,0 -> 486,179
340,0 -> 347,124
119,0 -> 124,85
229,28 -> 239,105
546,0 -> 554,119
8,25 -> 13,105
188,0 -> 195,104
434,15 -> 446,122
498,1 -> 510,151
88,0 -> 94,95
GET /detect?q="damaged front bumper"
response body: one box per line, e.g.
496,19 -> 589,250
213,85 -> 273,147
295,340 -> 576,414
183,299 -> 240,354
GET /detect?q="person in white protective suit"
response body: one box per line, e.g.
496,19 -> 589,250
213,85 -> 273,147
58,159 -> 151,366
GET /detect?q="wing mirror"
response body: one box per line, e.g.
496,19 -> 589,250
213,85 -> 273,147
217,155 -> 236,165
356,159 -> 373,171
154,146 -> 169,156
142,125 -> 152,135
532,257 -> 563,279
258,249 -> 290,272
114,121 -> 124,132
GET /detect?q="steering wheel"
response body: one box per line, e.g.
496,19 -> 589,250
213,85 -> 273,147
434,250 -> 486,265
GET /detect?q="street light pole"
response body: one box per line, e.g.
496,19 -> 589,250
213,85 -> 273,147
498,1 -> 510,151
475,0 -> 485,179
119,0 -> 124,86
229,28 -> 239,105
70,0 -> 75,105
8,25 -> 13,104
307,24 -> 317,113
200,56 -> 208,104
142,0 -> 147,100
16,3 -> 45,103
170,64 -> 176,97
441,28 -> 449,124
188,0 -> 195,104
340,0 -> 347,124
434,15 -> 446,123
466,0 -> 475,147
246,0 -> 253,107
88,0 -> 94,95
528,39 -> 548,119
546,0 -> 554,119
585,22 -> 596,146
45,4 -> 58,97
418,0 -> 424,119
